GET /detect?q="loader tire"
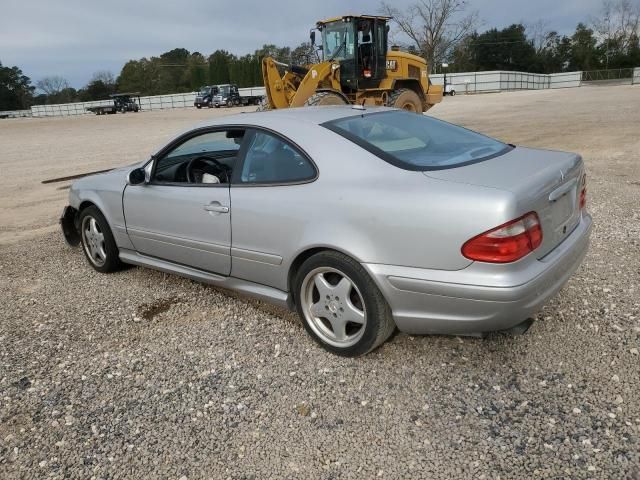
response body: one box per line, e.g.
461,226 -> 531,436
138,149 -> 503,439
388,88 -> 423,113
304,91 -> 348,107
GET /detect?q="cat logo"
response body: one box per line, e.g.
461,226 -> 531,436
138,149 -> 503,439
386,60 -> 398,71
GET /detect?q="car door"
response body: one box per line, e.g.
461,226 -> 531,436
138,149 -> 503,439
229,128 -> 318,289
123,128 -> 247,275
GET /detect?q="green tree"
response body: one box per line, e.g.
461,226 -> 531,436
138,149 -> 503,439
157,48 -> 191,93
208,50 -> 233,85
184,52 -> 208,90
117,58 -> 161,95
0,61 -> 34,110
472,24 -> 537,71
569,23 -> 600,70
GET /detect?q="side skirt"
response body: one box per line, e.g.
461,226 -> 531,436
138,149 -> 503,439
119,248 -> 291,310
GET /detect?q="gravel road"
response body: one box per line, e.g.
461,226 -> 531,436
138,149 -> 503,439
1,86 -> 639,479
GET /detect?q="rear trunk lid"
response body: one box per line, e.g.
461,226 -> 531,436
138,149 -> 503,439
424,147 -> 584,259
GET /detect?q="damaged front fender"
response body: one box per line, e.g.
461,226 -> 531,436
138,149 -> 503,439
60,206 -> 80,247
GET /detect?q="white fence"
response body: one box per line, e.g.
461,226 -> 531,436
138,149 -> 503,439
30,86 -> 267,118
430,70 -> 582,94
0,109 -> 32,118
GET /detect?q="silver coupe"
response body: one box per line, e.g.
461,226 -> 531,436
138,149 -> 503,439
61,106 -> 592,356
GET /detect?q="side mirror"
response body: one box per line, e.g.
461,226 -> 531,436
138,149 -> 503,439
310,30 -> 316,46
127,167 -> 147,185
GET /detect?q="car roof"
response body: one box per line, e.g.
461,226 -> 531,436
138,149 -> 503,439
197,105 -> 394,129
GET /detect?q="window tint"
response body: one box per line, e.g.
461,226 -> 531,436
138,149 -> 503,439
323,111 -> 511,171
154,130 -> 244,184
165,131 -> 240,159
240,130 -> 315,184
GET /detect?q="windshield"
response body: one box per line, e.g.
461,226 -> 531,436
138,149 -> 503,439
322,22 -> 355,61
323,111 -> 511,171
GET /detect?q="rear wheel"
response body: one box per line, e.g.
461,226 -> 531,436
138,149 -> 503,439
294,251 -> 395,357
304,91 -> 348,107
388,88 -> 423,112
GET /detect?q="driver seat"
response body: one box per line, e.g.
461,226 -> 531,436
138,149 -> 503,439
202,173 -> 221,184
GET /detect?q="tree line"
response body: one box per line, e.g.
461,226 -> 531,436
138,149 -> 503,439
1,0 -> 638,111
384,0 -> 640,73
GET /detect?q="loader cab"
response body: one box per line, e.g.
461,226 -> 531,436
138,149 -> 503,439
316,15 -> 389,90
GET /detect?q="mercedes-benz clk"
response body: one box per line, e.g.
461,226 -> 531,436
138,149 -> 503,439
61,106 -> 592,356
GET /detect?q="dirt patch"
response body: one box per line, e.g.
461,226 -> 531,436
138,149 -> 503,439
137,297 -> 180,320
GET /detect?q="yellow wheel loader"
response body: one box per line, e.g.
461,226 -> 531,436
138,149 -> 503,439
261,15 -> 443,112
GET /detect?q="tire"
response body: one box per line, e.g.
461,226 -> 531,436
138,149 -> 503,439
196,105 -> 202,109
388,88 -> 423,112
78,206 -> 123,273
450,90 -> 456,96
293,251 -> 395,357
304,91 -> 348,107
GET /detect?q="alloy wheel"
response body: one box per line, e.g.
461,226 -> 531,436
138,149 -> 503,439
81,215 -> 107,267
300,267 -> 367,348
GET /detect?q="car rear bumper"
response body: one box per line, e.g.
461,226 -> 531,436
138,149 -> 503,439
362,212 -> 592,335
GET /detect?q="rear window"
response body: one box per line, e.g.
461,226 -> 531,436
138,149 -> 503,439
322,110 -> 511,171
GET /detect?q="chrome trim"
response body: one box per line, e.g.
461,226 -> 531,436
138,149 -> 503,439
231,247 -> 283,266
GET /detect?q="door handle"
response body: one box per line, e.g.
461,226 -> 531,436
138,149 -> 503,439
203,203 -> 229,214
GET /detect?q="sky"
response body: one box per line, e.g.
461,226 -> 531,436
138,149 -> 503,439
0,0 -> 604,89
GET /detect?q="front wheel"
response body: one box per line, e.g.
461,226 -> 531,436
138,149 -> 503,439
294,251 -> 395,356
79,206 -> 123,273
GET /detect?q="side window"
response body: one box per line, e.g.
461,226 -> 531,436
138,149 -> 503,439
153,129 -> 245,184
240,130 -> 316,184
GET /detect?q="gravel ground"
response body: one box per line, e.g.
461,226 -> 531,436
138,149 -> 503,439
1,86 -> 639,479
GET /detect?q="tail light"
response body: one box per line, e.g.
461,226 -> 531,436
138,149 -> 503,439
462,212 -> 543,263
579,174 -> 587,209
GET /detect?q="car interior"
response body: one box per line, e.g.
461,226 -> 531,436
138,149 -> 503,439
152,129 -> 315,185
153,130 -> 245,185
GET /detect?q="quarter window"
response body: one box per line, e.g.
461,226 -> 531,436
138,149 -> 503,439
240,130 -> 315,184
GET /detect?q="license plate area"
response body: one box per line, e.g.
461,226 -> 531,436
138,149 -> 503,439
551,189 -> 575,225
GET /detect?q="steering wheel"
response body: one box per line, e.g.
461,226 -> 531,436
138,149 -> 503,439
186,156 -> 229,183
